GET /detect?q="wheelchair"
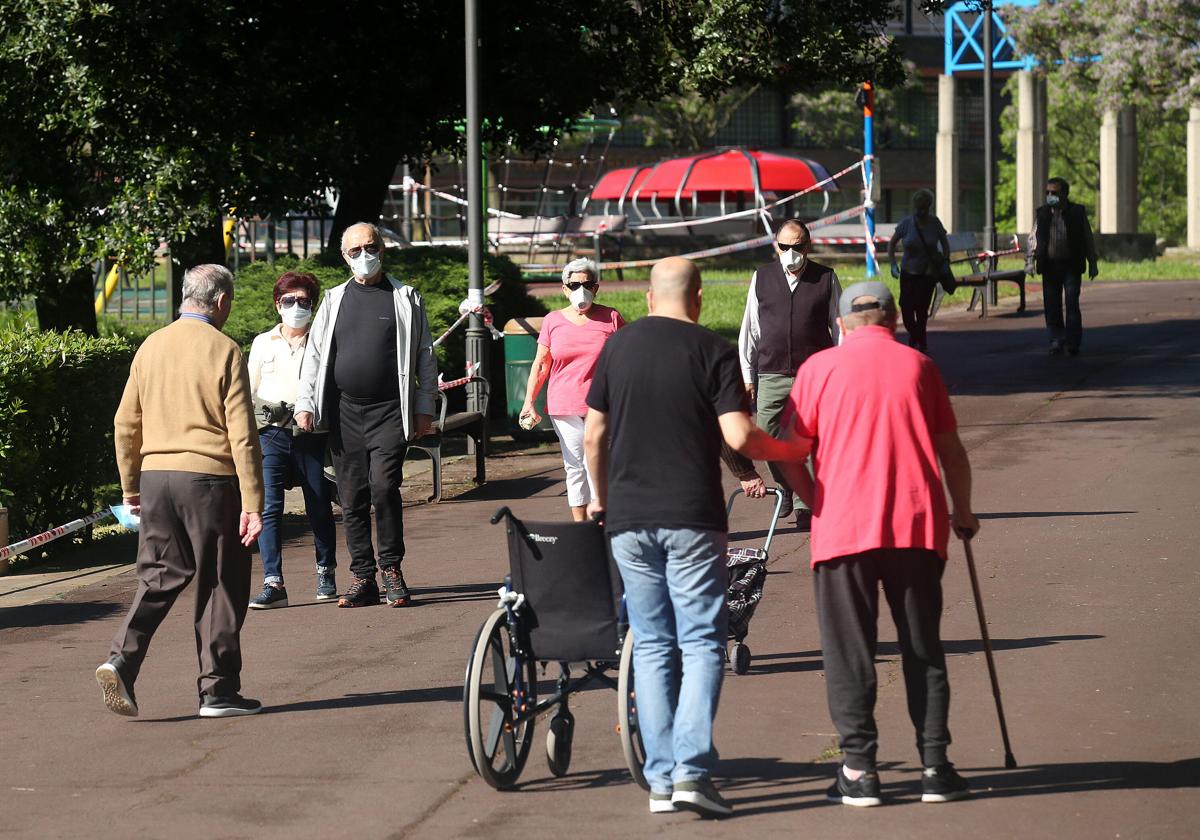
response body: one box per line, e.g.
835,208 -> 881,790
463,507 -> 647,790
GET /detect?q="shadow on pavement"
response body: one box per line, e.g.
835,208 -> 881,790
411,581 -> 504,606
0,600 -> 123,631
966,757 -> 1200,797
960,416 -> 1155,428
977,511 -> 1135,520
451,470 -> 562,503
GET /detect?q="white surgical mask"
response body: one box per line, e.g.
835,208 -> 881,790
348,250 -> 381,278
280,304 -> 312,328
780,250 -> 805,273
568,287 -> 594,311
1046,194 -> 1061,207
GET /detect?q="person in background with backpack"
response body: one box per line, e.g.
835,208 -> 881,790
888,189 -> 952,354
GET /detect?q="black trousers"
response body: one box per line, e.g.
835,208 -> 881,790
110,471 -> 250,698
331,394 -> 407,578
899,271 -> 937,350
813,548 -> 951,770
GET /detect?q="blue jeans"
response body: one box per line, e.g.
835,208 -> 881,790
1042,261 -> 1083,348
258,427 -> 337,584
610,527 -> 728,795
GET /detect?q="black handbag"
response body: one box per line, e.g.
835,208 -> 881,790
915,221 -> 957,293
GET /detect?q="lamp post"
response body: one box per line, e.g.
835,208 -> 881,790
464,0 -> 487,418
862,81 -> 877,277
982,0 -> 996,255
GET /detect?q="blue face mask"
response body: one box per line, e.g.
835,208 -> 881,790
1046,194 -> 1061,207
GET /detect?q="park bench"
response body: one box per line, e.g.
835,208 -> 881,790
406,376 -> 490,503
929,232 -> 1027,320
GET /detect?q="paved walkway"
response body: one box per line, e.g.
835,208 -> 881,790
3,281 -> 1197,838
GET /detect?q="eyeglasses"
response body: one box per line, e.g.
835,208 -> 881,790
564,280 -> 598,291
344,243 -> 381,258
776,241 -> 807,253
279,294 -> 313,309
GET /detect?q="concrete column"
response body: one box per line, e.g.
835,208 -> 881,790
935,74 -> 959,231
1099,105 -> 1138,233
1188,107 -> 1200,249
1016,72 -> 1049,234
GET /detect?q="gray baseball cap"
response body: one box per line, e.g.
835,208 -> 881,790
838,281 -> 896,317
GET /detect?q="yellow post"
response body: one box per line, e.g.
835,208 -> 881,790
93,264 -> 122,316
223,214 -> 237,258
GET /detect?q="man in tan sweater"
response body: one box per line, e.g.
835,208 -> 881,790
95,264 -> 266,719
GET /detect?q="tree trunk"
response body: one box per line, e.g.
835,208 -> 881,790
323,152 -> 400,264
35,266 -> 99,335
169,219 -> 228,318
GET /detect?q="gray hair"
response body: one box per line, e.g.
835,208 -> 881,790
341,222 -> 383,251
561,257 -> 598,284
180,264 -> 234,314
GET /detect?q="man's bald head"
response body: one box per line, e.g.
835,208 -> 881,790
647,257 -> 702,322
650,257 -> 701,300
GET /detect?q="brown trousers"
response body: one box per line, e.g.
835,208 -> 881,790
110,471 -> 251,697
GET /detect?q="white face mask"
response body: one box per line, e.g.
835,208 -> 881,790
780,249 -> 805,273
568,286 -> 595,311
280,303 -> 312,329
348,249 -> 381,278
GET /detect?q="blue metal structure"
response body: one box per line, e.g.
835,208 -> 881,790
944,0 -> 1039,76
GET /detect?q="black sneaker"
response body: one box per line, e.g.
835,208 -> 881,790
1066,344 -> 1080,357
922,763 -> 971,802
95,660 -> 138,717
199,693 -> 263,718
826,766 -> 882,807
777,494 -> 794,519
337,575 -> 380,608
316,567 -> 337,601
381,568 -> 412,607
249,583 -> 288,610
672,778 -> 733,818
1049,340 -> 1064,355
794,509 -> 813,532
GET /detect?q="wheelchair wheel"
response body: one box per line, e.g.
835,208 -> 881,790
465,608 -> 537,789
732,642 -> 752,676
545,707 -> 575,777
616,630 -> 649,790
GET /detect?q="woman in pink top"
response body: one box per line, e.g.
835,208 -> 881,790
520,258 -> 625,520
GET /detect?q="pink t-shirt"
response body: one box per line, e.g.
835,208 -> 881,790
783,325 -> 958,566
538,306 -> 625,416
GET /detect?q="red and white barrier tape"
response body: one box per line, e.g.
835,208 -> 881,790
0,509 -> 113,562
439,362 -> 481,391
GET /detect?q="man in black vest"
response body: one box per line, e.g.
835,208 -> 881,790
738,219 -> 841,528
1028,177 -> 1099,355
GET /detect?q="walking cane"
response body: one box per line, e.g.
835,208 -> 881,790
961,535 -> 1018,769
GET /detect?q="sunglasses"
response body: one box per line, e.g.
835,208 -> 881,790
279,294 -> 313,310
344,243 -> 381,258
564,280 -> 598,291
776,241 -> 808,253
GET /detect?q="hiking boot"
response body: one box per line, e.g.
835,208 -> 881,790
249,582 -> 288,610
672,778 -> 733,818
381,567 -> 412,607
921,763 -> 971,803
199,693 -> 263,718
316,567 -> 337,601
649,790 -> 677,814
826,766 -> 882,807
794,509 -> 813,532
337,575 -> 380,608
95,659 -> 138,717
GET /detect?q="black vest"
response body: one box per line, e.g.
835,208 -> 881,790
754,258 -> 836,375
1034,201 -> 1091,275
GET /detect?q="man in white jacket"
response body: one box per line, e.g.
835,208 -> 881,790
295,222 -> 437,608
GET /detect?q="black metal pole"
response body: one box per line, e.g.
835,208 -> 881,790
464,0 -> 487,423
982,1 -> 996,254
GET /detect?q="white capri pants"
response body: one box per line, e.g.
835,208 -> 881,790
549,414 -> 596,507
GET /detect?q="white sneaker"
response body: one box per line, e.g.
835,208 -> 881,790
649,791 -> 677,813
95,662 -> 138,717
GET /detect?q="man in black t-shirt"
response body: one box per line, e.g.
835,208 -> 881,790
584,257 -> 806,818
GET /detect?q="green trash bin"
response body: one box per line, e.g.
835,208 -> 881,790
504,317 -> 554,437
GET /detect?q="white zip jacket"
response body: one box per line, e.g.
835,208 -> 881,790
295,274 -> 438,439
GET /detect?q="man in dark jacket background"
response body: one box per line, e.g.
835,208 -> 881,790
1028,177 -> 1099,356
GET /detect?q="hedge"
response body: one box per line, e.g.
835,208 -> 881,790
0,328 -> 133,541
226,247 -> 547,414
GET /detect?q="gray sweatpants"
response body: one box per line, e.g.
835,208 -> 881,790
109,470 -> 251,698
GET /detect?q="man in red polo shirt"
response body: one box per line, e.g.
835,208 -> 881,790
780,281 -> 979,808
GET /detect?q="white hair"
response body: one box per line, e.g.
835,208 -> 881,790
180,264 -> 234,313
340,222 -> 383,251
561,257 -> 598,284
